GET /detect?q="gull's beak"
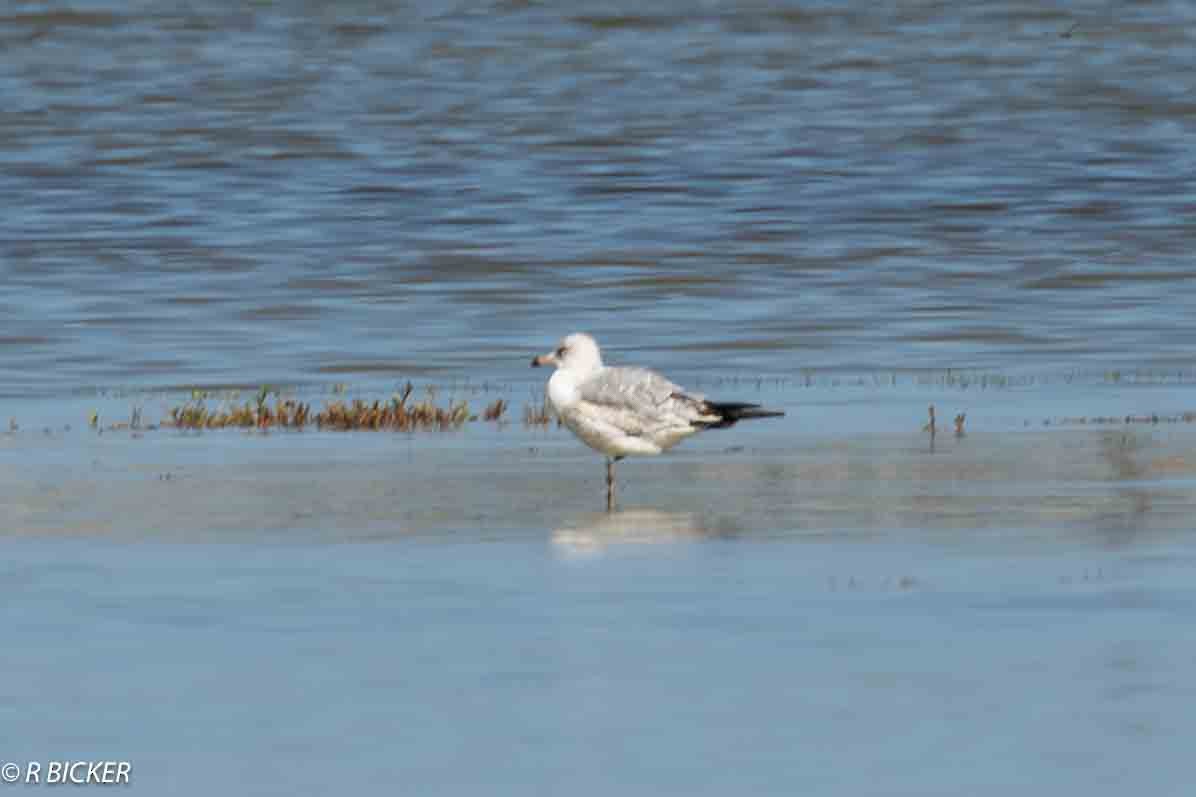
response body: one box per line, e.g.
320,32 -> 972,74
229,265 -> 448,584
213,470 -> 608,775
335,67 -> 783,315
531,353 -> 555,368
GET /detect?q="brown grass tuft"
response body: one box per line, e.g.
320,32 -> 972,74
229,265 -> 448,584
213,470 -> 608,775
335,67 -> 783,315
482,398 -> 508,421
523,394 -> 553,427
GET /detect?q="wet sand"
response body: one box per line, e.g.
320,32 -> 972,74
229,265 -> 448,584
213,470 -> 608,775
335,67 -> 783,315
3,384 -> 1194,542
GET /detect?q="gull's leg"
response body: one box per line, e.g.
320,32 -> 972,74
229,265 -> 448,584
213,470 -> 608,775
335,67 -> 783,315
606,458 -> 615,511
606,456 -> 624,512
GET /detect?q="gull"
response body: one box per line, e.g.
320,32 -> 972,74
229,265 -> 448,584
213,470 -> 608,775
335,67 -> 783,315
531,332 -> 784,509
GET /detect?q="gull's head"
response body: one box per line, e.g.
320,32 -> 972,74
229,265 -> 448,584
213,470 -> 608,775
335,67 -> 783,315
531,332 -> 603,376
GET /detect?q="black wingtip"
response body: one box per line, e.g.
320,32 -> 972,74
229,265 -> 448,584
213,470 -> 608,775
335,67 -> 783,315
700,401 -> 785,428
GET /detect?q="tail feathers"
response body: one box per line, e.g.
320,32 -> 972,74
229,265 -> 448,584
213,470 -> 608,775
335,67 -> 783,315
698,401 -> 785,429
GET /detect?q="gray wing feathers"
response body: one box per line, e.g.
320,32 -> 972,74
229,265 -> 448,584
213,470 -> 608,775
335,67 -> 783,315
575,367 -> 715,435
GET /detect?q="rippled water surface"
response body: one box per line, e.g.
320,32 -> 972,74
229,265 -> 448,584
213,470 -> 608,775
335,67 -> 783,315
3,1 -> 1196,396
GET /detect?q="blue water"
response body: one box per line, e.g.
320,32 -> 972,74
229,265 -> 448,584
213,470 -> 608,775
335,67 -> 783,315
3,538 -> 1192,796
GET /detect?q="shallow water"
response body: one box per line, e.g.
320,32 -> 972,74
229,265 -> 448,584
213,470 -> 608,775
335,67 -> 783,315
4,392 -> 1196,792
4,389 -> 1196,541
2,2 -> 1196,794
4,534 -> 1194,795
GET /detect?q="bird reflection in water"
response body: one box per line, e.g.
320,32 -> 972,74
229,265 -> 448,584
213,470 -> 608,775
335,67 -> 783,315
551,509 -> 737,555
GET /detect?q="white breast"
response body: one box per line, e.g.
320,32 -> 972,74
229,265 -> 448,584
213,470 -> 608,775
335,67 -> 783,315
547,368 -> 579,414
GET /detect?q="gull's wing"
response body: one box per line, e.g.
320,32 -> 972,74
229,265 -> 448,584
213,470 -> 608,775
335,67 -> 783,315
574,366 -> 713,435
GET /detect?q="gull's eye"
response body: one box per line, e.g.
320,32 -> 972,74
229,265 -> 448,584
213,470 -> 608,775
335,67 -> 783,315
556,346 -> 567,357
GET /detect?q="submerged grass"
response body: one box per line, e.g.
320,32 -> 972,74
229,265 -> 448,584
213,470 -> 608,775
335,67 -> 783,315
317,390 -> 468,431
523,392 -> 554,427
79,377 -> 1196,437
161,383 -> 509,432
1049,411 -> 1196,427
482,398 -> 508,422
